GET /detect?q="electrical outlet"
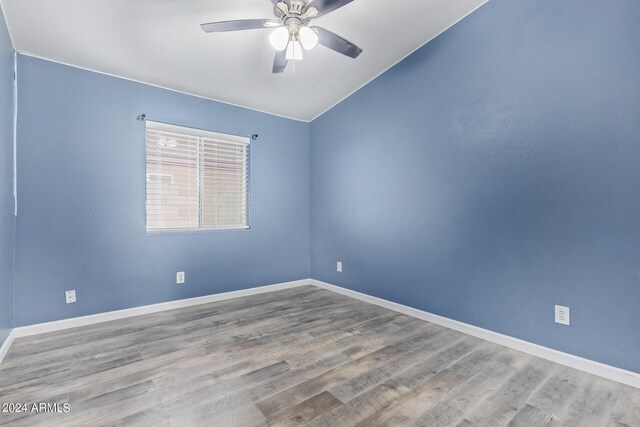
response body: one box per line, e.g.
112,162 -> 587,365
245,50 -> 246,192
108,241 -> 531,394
65,290 -> 76,304
176,271 -> 185,284
336,261 -> 342,273
555,305 -> 570,326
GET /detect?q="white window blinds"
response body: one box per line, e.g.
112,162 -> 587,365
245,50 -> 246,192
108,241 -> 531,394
145,121 -> 250,232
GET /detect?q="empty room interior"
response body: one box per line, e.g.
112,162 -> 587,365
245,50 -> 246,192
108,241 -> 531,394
0,0 -> 639,425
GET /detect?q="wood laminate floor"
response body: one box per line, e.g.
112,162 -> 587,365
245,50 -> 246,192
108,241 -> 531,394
0,286 -> 638,426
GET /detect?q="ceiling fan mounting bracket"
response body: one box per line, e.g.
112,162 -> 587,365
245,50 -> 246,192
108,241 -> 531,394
274,1 -> 315,25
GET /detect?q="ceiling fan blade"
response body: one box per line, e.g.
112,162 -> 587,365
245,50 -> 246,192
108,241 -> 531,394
310,0 -> 354,17
312,27 -> 362,58
272,50 -> 289,73
263,20 -> 283,27
201,19 -> 275,33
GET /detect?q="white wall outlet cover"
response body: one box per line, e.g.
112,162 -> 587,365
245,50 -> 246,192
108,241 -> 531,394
65,290 -> 76,304
336,261 -> 342,273
176,272 -> 185,284
555,305 -> 570,326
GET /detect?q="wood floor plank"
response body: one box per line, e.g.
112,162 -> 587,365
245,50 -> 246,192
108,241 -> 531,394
524,365 -> 585,414
326,327 -> 458,402
104,407 -> 171,427
268,391 -> 343,426
391,335 -> 483,390
554,375 -> 620,426
408,356 -> 519,426
305,379 -> 414,427
507,404 -> 556,427
110,350 -> 350,427
606,383 -> 640,427
255,345 -> 403,419
353,343 -> 504,427
461,357 -> 558,427
168,403 -> 266,427
1,286 -> 638,427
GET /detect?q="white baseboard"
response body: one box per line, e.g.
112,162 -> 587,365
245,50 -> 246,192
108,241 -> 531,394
0,329 -> 16,365
3,277 -> 638,389
12,279 -> 312,339
310,279 -> 640,389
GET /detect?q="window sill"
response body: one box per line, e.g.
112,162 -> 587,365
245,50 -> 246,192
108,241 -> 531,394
146,225 -> 250,234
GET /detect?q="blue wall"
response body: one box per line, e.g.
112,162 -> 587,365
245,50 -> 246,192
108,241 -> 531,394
6,0 -> 640,375
0,7 -> 14,346
310,0 -> 640,373
14,56 -> 310,326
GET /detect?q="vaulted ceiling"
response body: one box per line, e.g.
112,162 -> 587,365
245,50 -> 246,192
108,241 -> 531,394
1,0 -> 487,121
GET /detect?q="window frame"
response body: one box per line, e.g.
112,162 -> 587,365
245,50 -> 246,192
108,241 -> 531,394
144,120 -> 251,233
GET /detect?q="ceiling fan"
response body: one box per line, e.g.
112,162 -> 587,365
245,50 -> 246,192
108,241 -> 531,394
201,0 -> 363,73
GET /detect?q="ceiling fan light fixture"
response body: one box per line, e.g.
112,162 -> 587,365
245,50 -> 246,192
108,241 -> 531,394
200,0 -> 363,73
286,39 -> 303,60
299,26 -> 318,50
269,27 -> 289,51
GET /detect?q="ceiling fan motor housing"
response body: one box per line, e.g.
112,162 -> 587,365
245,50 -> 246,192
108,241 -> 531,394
288,1 -> 307,15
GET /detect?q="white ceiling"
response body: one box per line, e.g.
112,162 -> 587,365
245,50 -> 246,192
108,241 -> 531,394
1,0 -> 486,121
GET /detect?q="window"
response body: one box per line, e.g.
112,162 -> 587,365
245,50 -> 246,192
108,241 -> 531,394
145,121 -> 250,231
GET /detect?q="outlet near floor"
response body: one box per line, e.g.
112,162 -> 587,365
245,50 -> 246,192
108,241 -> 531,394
336,261 -> 342,273
555,305 -> 570,326
65,290 -> 76,304
176,271 -> 185,284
